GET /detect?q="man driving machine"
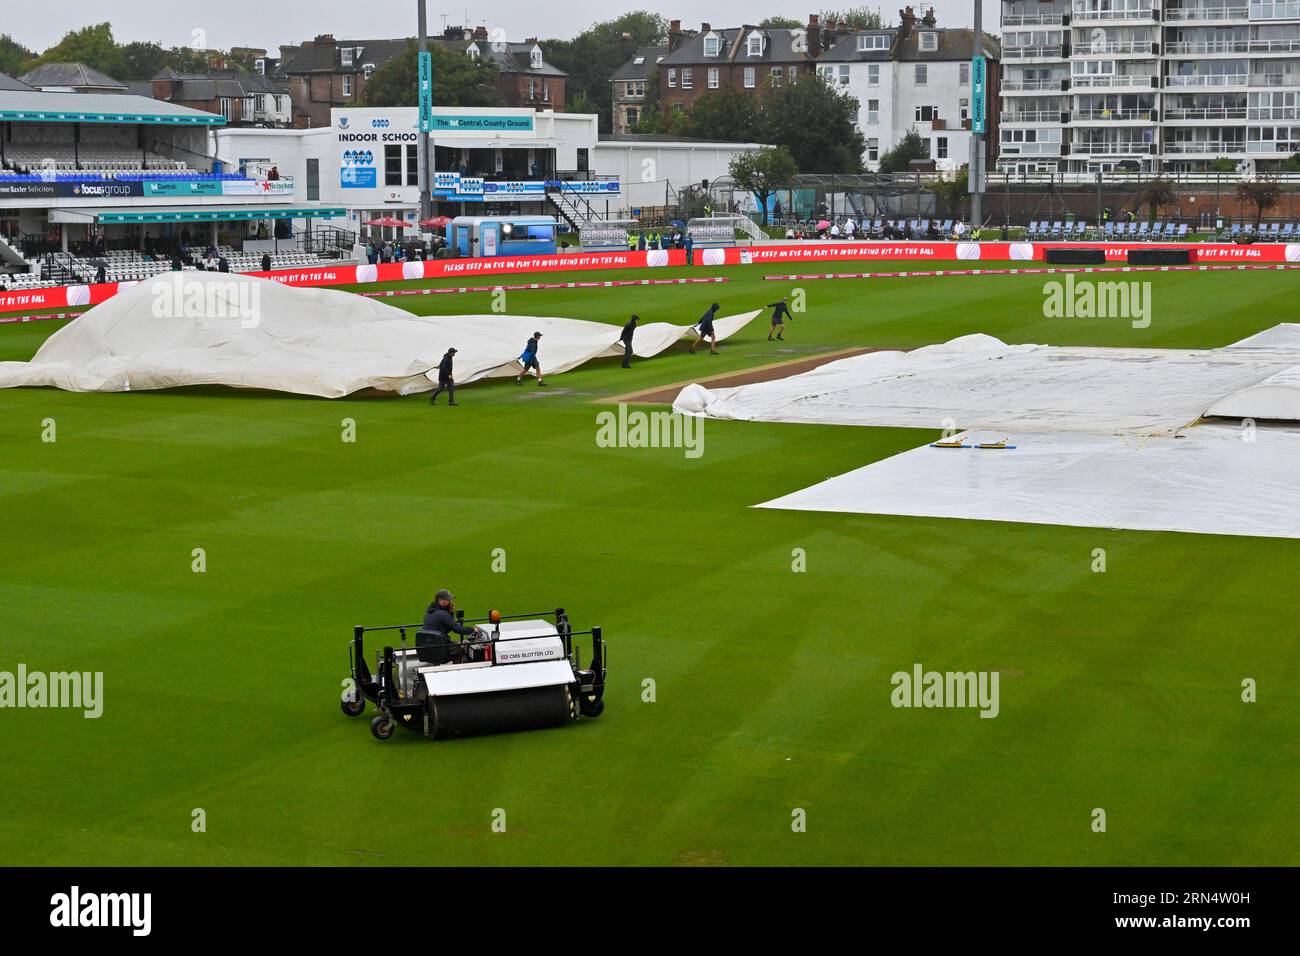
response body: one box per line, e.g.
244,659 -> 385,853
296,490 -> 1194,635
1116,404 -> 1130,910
420,589 -> 486,662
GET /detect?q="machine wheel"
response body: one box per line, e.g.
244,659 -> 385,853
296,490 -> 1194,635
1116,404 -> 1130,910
370,715 -> 395,740
340,694 -> 365,717
581,698 -> 605,718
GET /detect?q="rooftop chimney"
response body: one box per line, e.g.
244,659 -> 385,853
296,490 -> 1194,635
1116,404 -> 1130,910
472,25 -> 489,41
807,13 -> 822,58
668,19 -> 684,52
314,34 -> 336,45
898,6 -> 917,38
921,6 -> 937,27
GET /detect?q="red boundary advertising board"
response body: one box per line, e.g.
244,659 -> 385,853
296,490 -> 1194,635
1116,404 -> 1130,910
3,242 -> 1294,315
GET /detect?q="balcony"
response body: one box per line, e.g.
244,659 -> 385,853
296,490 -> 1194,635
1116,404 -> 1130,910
1002,45 -> 1068,59
1072,3 -> 1160,24
1166,37 -> 1300,53
1072,107 -> 1159,120
1001,109 -> 1065,122
1001,78 -> 1068,92
1072,39 -> 1159,54
1248,104 -> 1300,117
1002,13 -> 1070,25
1248,137 -> 1300,151
1165,105 -> 1249,118
1163,139 -> 1246,152
1070,73 -> 1160,87
1249,1 -> 1300,19
1165,72 -> 1249,85
1166,4 -> 1249,19
1248,71 -> 1300,83
1068,140 -> 1158,153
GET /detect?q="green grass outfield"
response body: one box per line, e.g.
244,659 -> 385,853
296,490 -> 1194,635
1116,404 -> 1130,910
1,260 -> 1297,866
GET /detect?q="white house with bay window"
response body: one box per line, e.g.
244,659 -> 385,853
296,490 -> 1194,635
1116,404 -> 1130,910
816,15 -> 1000,172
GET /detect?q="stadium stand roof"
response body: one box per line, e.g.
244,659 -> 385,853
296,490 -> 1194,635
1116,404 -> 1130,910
0,90 -> 224,125
20,62 -> 128,93
57,203 -> 348,224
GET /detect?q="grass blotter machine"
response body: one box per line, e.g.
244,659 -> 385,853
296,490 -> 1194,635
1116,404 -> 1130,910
341,608 -> 606,740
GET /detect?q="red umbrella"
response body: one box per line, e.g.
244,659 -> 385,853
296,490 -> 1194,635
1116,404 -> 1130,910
419,215 -> 452,228
363,216 -> 408,228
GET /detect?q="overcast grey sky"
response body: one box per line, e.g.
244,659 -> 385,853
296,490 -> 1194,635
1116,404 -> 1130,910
4,1 -> 999,55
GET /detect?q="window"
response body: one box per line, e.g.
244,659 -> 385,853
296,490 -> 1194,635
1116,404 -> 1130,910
748,34 -> 764,56
363,63 -> 375,79
960,62 -> 970,85
708,67 -> 719,89
838,65 -> 850,86
341,47 -> 354,66
915,64 -> 927,85
915,105 -> 938,122
406,144 -> 418,186
744,67 -> 756,88
771,66 -> 783,87
868,64 -> 880,86
867,99 -> 879,123
627,107 -> 639,126
467,45 -> 480,59
633,56 -> 645,65
255,59 -> 265,75
528,77 -> 536,100
542,80 -> 550,101
668,69 -> 677,88
219,98 -> 232,120
341,75 -> 353,97
937,136 -> 948,159
789,66 -> 797,81
960,98 -> 969,123
531,48 -> 542,69
682,68 -> 693,89
857,34 -> 888,51
868,138 -> 879,162
385,144 -> 403,186
920,138 -> 932,159
818,65 -> 834,82
704,33 -> 720,57
919,32 -> 938,52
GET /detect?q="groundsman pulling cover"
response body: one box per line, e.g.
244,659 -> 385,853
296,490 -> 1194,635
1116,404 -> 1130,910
0,272 -> 759,398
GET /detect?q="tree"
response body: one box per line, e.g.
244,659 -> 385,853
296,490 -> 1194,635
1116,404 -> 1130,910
729,146 -> 798,225
118,41 -> 212,80
819,7 -> 889,28
362,41 -> 501,108
1237,178 -> 1282,227
1208,157 -> 1238,173
759,16 -> 804,28
932,166 -> 969,219
759,74 -> 865,172
671,88 -> 758,142
26,23 -> 128,80
1138,178 -> 1178,220
877,130 -> 928,173
0,34 -> 35,77
542,12 -> 668,131
567,91 -> 599,116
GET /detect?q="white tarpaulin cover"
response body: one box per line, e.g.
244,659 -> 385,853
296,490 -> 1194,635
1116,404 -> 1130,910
757,426 -> 1300,540
674,333 -> 1300,435
676,328 -> 1300,539
0,272 -> 759,398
